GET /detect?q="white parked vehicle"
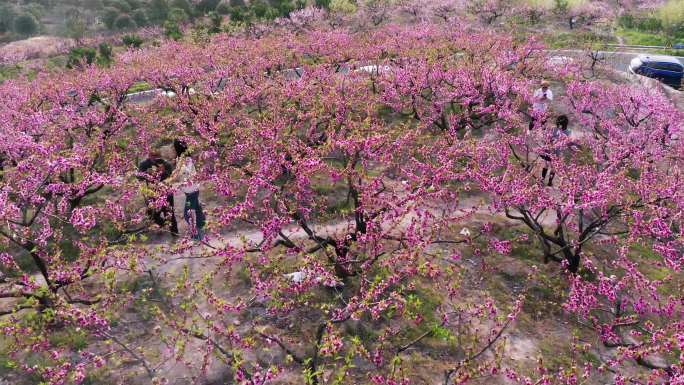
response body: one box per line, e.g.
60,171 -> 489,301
354,65 -> 391,75
546,56 -> 574,67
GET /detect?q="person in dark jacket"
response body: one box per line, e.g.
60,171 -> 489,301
0,153 -> 5,181
138,149 -> 178,236
540,115 -> 573,187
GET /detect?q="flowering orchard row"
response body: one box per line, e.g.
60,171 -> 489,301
0,22 -> 682,385
0,0 -> 666,66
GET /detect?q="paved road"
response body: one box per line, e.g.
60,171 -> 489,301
557,49 -> 684,107
554,49 -> 684,73
602,51 -> 684,73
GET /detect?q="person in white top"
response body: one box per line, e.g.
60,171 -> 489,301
169,139 -> 205,240
533,80 -> 553,113
529,80 -> 554,130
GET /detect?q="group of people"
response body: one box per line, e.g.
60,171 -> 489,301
138,139 -> 205,241
529,80 -> 578,187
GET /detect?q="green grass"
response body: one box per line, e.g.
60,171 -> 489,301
581,350 -> 602,367
544,31 -> 616,49
59,238 -> 81,263
493,224 -> 539,263
0,351 -> 15,378
0,349 -> 45,384
655,50 -> 684,56
509,242 -> 539,264
386,285 -> 446,350
615,27 -> 684,54
45,55 -> 68,70
344,319 -> 381,343
48,329 -> 89,351
538,337 -> 574,370
630,243 -> 661,261
404,287 -> 441,324
628,243 -> 682,292
127,81 -> 153,94
0,55 -> 67,85
616,28 -> 671,46
0,64 -> 23,83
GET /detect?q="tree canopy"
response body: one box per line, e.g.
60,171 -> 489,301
0,4 -> 683,385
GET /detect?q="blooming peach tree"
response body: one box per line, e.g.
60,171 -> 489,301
0,14 -> 682,385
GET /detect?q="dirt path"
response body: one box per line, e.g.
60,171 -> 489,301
144,193 -> 510,383
155,193 -> 494,270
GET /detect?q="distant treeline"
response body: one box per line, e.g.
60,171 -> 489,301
0,0 -> 313,43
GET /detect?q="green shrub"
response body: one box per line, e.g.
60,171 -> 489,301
13,13 -> 40,36
64,11 -> 87,41
197,0 -> 221,13
269,0 -> 306,17
114,14 -> 137,29
108,0 -> 132,13
252,0 -> 278,19
228,4 -> 252,22
24,3 -> 46,20
637,17 -> 663,32
618,13 -> 663,33
169,7 -> 189,22
0,4 -> 18,34
208,11 -> 222,33
97,43 -> 113,66
101,7 -> 121,29
88,0 -> 106,10
617,13 -> 635,29
164,19 -> 183,40
658,0 -> 684,38
99,43 -> 112,58
172,0 -> 194,17
553,0 -> 568,13
67,47 -> 97,68
132,8 -> 149,26
147,0 -> 170,24
216,1 -> 231,15
126,0 -> 144,9
122,34 -> 144,48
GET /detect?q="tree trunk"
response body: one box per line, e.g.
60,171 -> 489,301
308,324 -> 327,385
565,249 -> 580,274
539,234 -> 552,263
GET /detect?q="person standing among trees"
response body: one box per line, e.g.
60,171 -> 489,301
529,80 -> 554,130
168,139 -> 206,241
0,151 -> 6,181
539,115 -> 576,187
553,114 -> 570,139
138,149 -> 179,236
539,145 -> 555,187
551,114 -> 580,153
